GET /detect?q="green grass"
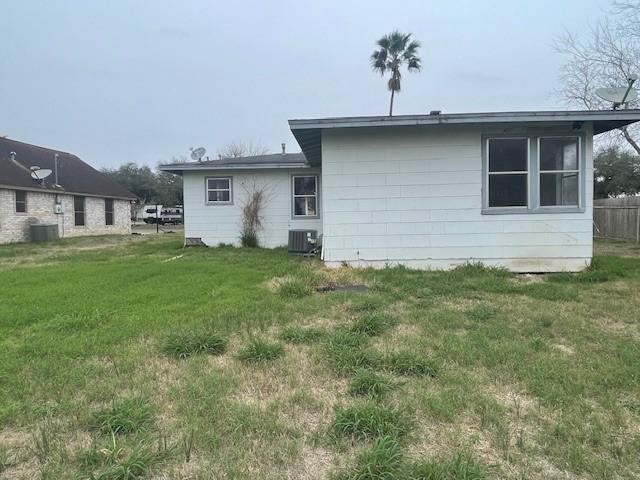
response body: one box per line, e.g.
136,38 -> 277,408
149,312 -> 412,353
163,329 -> 227,359
351,313 -> 397,337
348,369 -> 396,399
236,338 -> 284,362
279,325 -> 327,344
88,397 -> 154,435
331,402 -> 412,441
1,235 -> 640,479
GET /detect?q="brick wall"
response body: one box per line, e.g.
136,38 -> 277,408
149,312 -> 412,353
0,188 -> 131,243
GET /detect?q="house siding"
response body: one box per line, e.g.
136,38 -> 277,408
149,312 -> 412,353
182,168 -> 322,247
320,124 -> 594,272
0,188 -> 131,243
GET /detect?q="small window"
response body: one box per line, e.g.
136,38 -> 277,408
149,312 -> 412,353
15,190 -> 27,213
292,175 -> 318,217
105,199 -> 114,225
539,137 -> 579,207
74,196 -> 85,226
487,138 -> 528,208
206,177 -> 232,203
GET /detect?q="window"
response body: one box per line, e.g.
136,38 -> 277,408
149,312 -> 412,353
539,137 -> 579,207
487,138 -> 528,208
15,190 -> 27,213
206,177 -> 232,203
105,199 -> 114,225
292,175 -> 318,217
74,196 -> 85,226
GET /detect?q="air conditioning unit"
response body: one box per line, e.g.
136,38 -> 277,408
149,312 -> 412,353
288,230 -> 317,253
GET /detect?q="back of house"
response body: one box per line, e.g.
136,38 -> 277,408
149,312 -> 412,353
0,137 -> 136,243
161,109 -> 640,272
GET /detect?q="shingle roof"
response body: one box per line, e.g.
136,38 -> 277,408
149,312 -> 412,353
0,137 -> 136,200
159,152 -> 309,173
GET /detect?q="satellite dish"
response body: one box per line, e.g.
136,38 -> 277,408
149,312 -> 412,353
190,147 -> 206,161
30,168 -> 52,180
596,87 -> 638,103
596,75 -> 639,109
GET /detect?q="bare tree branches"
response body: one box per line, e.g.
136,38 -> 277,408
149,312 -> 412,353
555,3 -> 640,153
216,141 -> 270,159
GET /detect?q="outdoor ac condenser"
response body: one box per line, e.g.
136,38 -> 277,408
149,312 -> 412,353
288,230 -> 317,253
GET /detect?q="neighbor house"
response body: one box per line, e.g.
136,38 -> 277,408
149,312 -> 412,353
0,137 -> 136,243
160,110 -> 640,272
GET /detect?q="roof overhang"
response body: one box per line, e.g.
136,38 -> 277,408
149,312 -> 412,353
159,162 -> 311,174
289,110 -> 640,165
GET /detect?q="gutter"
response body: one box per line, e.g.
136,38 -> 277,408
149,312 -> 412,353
159,163 -> 312,172
0,184 -> 136,201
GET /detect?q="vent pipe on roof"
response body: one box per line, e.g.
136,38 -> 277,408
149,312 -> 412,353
281,143 -> 286,154
9,151 -> 16,162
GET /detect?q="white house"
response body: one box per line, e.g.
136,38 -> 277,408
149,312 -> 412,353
160,110 -> 640,272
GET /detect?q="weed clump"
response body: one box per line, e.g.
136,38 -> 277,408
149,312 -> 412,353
326,331 -> 376,374
351,313 -> 397,337
379,351 -> 438,377
348,369 -> 396,398
279,325 -> 326,344
336,436 -> 405,480
237,338 -> 284,362
163,329 -> 227,359
278,278 -> 313,299
331,402 -> 411,441
88,397 -> 154,435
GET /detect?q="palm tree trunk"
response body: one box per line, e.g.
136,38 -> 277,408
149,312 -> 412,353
389,89 -> 395,116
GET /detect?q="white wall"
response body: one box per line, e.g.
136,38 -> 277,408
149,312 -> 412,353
321,124 -> 594,272
182,168 -> 322,247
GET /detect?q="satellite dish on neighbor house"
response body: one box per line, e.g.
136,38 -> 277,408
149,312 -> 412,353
30,168 -> 52,181
190,147 -> 206,161
596,75 -> 639,109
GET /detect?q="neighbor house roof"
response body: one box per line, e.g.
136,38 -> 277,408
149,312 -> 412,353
0,137 -> 136,200
159,152 -> 309,174
289,109 -> 640,165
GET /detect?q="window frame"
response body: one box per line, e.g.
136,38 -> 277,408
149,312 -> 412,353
105,198 -> 114,226
205,176 -> 233,205
537,136 -> 581,210
74,196 -> 86,227
291,174 -> 320,219
485,137 -> 530,211
15,190 -> 27,213
482,133 -> 586,215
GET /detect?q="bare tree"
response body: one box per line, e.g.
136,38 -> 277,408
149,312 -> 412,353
555,1 -> 640,154
216,141 -> 269,159
238,178 -> 274,247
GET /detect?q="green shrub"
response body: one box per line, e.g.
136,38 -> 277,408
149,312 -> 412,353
351,314 -> 397,337
240,231 -> 259,248
88,397 -> 154,435
278,278 -> 313,299
337,436 -> 405,480
279,325 -> 326,344
379,351 -> 438,377
163,329 -> 227,359
348,369 -> 396,398
331,402 -> 411,441
237,338 -> 284,362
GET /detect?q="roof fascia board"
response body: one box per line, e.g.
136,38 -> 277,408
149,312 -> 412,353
159,163 -> 311,172
0,184 -> 136,201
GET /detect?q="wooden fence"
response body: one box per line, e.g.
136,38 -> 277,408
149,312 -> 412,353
593,197 -> 640,242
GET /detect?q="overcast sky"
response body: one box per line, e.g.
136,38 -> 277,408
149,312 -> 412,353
1,0 -> 612,168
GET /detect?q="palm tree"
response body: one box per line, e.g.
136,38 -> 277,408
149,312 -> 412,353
371,31 -> 422,116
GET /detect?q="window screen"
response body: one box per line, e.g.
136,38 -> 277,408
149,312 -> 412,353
74,196 -> 85,226
105,199 -> 114,225
293,176 -> 318,216
15,190 -> 27,213
539,137 -> 579,207
206,177 -> 231,203
487,138 -> 528,208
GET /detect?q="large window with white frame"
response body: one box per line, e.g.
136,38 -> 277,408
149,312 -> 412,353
484,134 -> 582,213
292,175 -> 318,217
206,177 -> 232,204
539,137 -> 579,207
487,138 -> 529,208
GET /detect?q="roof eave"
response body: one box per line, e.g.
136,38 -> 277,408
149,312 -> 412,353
158,162 -> 312,174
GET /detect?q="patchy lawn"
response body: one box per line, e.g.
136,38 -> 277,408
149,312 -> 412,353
0,235 -> 639,479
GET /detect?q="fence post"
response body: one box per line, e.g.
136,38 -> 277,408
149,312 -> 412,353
636,207 -> 640,244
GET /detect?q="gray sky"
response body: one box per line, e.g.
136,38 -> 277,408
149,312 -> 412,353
1,0 -> 611,168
